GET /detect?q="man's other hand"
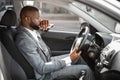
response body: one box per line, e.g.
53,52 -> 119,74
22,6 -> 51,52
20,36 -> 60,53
70,48 -> 81,62
39,20 -> 50,31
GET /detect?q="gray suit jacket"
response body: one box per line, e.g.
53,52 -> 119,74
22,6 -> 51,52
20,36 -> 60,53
15,26 -> 66,80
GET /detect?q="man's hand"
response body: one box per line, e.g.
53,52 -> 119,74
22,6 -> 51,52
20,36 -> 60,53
39,20 -> 50,31
70,48 -> 81,62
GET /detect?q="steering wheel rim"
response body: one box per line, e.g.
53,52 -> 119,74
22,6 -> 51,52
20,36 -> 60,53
70,26 -> 90,53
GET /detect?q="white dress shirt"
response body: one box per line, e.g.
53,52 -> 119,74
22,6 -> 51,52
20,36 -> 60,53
25,28 -> 39,41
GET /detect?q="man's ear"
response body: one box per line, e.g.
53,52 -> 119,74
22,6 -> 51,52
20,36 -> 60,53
24,17 -> 31,23
25,17 -> 29,21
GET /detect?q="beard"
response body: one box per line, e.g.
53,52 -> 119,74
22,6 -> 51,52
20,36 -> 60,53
29,21 -> 39,30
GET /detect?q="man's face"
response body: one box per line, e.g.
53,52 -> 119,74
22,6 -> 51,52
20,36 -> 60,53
29,11 -> 40,30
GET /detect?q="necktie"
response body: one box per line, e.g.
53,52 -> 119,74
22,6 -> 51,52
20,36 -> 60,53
37,33 -> 51,61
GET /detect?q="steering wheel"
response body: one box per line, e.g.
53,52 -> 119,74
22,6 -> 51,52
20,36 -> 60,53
70,25 -> 90,53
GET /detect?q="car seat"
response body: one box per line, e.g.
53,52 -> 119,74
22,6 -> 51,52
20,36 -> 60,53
0,9 -> 35,80
0,41 -> 12,80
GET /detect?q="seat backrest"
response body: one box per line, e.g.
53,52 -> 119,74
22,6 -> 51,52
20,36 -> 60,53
0,10 -> 35,79
0,41 -> 27,80
0,41 -> 11,80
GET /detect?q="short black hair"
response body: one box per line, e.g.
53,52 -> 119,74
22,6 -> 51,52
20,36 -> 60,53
20,6 -> 38,19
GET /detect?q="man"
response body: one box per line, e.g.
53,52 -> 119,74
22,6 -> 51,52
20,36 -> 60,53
15,6 -> 94,80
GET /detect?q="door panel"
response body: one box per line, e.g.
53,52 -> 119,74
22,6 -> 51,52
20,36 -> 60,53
41,30 -> 78,56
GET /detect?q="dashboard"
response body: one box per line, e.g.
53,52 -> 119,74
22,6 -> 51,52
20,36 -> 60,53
87,32 -> 112,60
94,33 -> 120,73
83,32 -> 113,70
95,32 -> 112,48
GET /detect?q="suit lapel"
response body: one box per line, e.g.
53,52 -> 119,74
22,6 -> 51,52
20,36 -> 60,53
18,26 -> 49,61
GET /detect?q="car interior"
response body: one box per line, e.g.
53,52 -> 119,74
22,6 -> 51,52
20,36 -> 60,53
1,0 -> 120,80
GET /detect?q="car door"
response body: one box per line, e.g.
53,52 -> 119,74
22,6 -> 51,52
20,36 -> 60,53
38,2 -> 81,56
42,29 -> 79,56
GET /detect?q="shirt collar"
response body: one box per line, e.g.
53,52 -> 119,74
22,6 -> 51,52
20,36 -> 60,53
24,27 -> 39,41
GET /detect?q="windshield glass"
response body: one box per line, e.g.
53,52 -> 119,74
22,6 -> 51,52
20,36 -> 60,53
87,6 -> 116,32
105,0 -> 120,9
73,1 -> 117,32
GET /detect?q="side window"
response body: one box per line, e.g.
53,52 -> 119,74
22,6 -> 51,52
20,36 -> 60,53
41,3 -> 81,32
23,1 -> 81,32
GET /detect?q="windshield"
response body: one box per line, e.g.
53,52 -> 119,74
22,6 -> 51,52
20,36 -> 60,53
105,0 -> 120,9
72,1 -> 118,32
86,6 -> 116,32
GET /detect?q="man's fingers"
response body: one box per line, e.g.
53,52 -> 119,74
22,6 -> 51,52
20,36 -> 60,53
73,47 -> 78,53
72,47 -> 82,55
77,51 -> 81,56
46,20 -> 49,27
40,20 -> 50,30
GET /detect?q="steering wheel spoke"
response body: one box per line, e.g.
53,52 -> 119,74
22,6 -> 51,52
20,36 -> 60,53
70,26 -> 90,53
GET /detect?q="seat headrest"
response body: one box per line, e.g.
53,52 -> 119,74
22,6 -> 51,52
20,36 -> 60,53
0,10 -> 17,28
